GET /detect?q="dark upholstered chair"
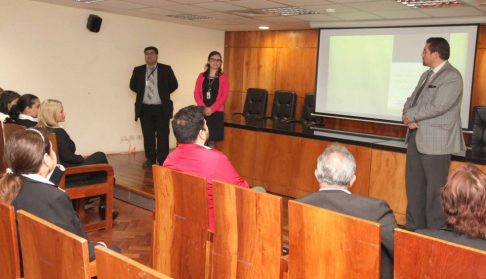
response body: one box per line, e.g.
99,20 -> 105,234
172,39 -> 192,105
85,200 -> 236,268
470,106 -> 486,158
286,93 -> 324,127
233,88 -> 268,117
266,90 -> 297,120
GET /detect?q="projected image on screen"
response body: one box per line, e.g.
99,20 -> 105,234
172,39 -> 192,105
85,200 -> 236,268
315,25 -> 477,128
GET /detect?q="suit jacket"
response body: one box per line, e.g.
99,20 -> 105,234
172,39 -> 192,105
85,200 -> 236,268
12,177 -> 98,265
295,190 -> 397,279
14,118 -> 37,128
129,63 -> 178,121
403,61 -> 466,155
49,127 -> 84,166
416,228 -> 486,251
163,143 -> 249,230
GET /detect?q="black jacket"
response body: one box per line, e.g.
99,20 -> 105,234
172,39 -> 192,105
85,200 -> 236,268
129,63 -> 178,121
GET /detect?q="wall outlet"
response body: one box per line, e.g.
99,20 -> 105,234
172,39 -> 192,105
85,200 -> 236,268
120,136 -> 127,141
137,135 -> 143,140
129,135 -> 135,140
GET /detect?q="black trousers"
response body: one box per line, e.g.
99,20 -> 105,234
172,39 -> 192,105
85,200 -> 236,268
405,130 -> 449,230
140,104 -> 170,164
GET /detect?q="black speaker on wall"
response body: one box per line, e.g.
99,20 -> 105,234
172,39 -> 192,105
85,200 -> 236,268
87,14 -> 102,33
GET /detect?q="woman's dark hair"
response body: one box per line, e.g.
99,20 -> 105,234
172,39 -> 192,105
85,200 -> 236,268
203,51 -> 223,78
441,164 -> 486,238
8,94 -> 39,121
0,128 -> 51,204
0,90 -> 20,114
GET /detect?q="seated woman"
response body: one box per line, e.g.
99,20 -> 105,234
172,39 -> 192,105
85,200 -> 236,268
0,128 -> 120,275
7,94 -> 40,127
417,164 -> 486,250
0,90 -> 20,122
36,99 -> 118,220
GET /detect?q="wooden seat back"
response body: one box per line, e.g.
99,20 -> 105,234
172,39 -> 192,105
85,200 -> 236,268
0,201 -> 20,279
95,246 -> 171,279
16,210 -> 91,279
394,228 -> 486,278
211,181 -> 282,278
287,201 -> 381,278
152,166 -> 209,278
3,123 -> 26,141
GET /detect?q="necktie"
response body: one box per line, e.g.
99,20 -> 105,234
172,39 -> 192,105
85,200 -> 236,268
412,70 -> 433,107
147,67 -> 156,100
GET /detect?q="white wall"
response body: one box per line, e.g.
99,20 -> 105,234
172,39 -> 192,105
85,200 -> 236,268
0,0 -> 224,155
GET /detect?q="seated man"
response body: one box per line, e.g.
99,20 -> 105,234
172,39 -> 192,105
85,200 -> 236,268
295,144 -> 397,279
163,105 -> 249,230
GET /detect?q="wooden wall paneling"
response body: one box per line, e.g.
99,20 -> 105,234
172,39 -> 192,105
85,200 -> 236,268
224,91 -> 243,115
295,97 -> 304,120
243,47 -> 277,94
224,47 -> 246,92
324,118 -> 408,138
346,144 -> 372,197
267,94 -> 274,116
225,32 -> 246,48
275,48 -> 305,96
301,48 -> 318,94
216,127 -> 257,179
471,49 -> 486,125
245,31 -> 278,48
276,30 -> 319,48
476,26 -> 486,49
254,132 -> 301,189
369,149 -> 407,225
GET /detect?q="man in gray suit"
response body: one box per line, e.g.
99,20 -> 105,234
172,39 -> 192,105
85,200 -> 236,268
296,144 -> 397,279
402,37 -> 466,231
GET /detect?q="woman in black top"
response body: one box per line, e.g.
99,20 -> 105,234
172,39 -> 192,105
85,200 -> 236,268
36,99 -> 117,220
7,94 -> 40,127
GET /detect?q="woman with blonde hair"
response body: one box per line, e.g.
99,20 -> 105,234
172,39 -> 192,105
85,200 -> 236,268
417,164 -> 486,250
37,99 -> 118,220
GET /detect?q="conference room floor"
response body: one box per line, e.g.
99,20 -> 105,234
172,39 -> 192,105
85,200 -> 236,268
86,152 -> 291,266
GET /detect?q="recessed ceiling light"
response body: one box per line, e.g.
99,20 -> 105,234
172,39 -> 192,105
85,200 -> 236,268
259,26 -> 270,30
168,14 -> 213,21
73,0 -> 105,3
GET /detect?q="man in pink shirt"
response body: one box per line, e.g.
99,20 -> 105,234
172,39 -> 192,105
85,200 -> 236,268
163,105 -> 249,229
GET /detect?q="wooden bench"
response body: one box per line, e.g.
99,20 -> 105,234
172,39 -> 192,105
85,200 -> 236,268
16,210 -> 97,279
95,245 -> 171,279
211,180 -> 283,278
285,200 -> 381,278
395,228 -> 486,278
0,201 -> 21,279
152,166 -> 210,278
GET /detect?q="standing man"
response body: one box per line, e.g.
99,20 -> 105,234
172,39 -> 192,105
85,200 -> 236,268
402,37 -> 465,231
130,46 -> 178,168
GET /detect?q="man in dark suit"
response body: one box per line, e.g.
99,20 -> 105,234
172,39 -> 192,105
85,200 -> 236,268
130,46 -> 178,168
402,38 -> 466,230
295,144 -> 397,279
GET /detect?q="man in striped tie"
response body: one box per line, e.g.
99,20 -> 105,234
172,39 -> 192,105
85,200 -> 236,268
130,46 -> 178,168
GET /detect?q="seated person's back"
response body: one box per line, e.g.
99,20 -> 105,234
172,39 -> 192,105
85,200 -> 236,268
417,164 -> 486,251
163,105 -> 249,229
295,144 -> 397,279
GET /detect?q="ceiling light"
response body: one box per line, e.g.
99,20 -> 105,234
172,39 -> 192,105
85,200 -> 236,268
168,14 -> 213,20
395,0 -> 465,8
259,26 -> 270,29
73,0 -> 105,3
260,7 -> 318,16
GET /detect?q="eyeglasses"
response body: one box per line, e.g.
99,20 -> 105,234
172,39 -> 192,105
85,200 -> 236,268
210,58 -> 222,63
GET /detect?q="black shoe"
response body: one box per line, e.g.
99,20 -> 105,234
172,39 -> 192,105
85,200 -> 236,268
99,205 -> 119,221
142,160 -> 155,168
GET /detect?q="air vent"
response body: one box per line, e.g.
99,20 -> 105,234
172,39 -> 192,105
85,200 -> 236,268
168,14 -> 213,20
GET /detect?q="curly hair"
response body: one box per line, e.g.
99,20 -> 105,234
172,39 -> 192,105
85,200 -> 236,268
441,164 -> 486,238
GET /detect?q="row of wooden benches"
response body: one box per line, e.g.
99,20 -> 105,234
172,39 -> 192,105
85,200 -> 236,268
1,165 -> 486,278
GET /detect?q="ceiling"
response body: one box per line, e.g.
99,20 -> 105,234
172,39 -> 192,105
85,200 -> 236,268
32,0 -> 486,31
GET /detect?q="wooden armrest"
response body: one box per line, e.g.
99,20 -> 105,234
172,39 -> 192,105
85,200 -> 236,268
280,255 -> 289,273
89,260 -> 97,277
